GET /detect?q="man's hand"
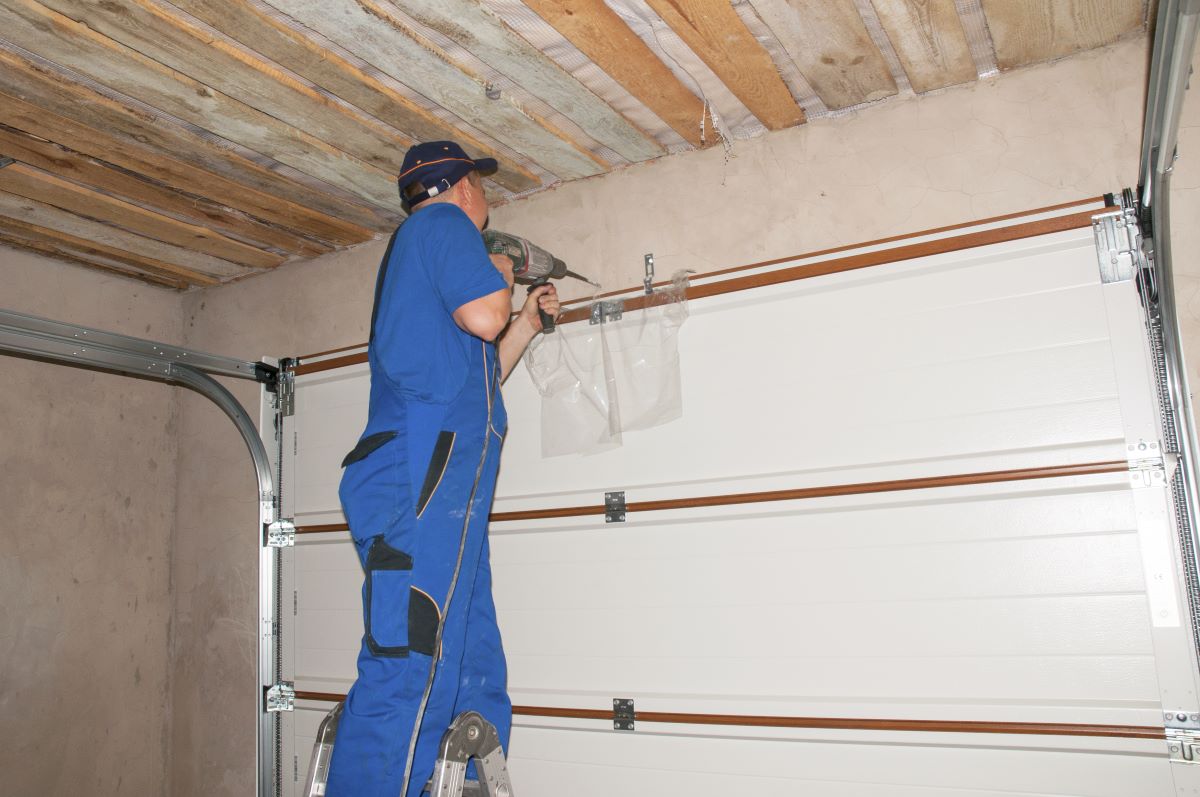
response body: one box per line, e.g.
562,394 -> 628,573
490,254 -> 515,289
518,283 -> 561,334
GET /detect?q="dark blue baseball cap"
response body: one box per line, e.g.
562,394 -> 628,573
397,141 -> 498,208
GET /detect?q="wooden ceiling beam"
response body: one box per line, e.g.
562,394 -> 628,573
0,125 -> 331,259
0,55 -> 385,241
0,216 -> 218,287
980,0 -> 1145,70
0,232 -> 189,290
747,0 -> 897,110
640,0 -> 804,129
0,162 -> 285,269
169,0 -> 540,195
870,0 -> 977,92
0,190 -> 245,281
33,0 -> 462,200
520,0 -> 713,148
0,0 -> 402,211
263,0 -> 608,180
395,0 -> 664,163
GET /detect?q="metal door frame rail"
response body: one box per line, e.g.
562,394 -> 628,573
1138,0 -> 1200,668
0,308 -> 285,797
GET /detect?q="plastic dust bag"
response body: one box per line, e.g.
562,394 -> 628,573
523,271 -> 689,457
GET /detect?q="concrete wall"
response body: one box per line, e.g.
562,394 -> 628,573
0,246 -> 182,795
170,246 -> 385,794
170,35 -> 1190,796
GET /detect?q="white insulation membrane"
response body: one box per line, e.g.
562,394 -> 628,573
523,273 -> 690,457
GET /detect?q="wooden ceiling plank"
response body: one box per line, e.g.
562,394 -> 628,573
0,162 -> 285,269
980,0 -> 1145,70
640,0 -> 804,129
0,190 -> 246,281
747,0 -> 898,110
0,57 -> 385,241
0,216 -> 218,287
170,0 -> 540,195
34,0 -> 440,194
263,0 -> 608,180
0,124 -> 331,258
393,0 -> 664,163
870,0 -> 977,92
0,0 -> 403,211
0,232 -> 188,289
519,0 -> 711,148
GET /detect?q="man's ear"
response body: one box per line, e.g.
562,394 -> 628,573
452,175 -> 476,204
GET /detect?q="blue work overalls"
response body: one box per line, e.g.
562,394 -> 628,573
327,224 -> 512,797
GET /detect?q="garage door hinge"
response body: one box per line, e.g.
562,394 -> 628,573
1169,729 -> 1200,762
1092,204 -> 1146,284
605,491 -> 626,523
277,368 -> 295,417
266,518 -> 296,547
1127,439 -> 1167,489
613,698 -> 635,731
265,682 -> 295,713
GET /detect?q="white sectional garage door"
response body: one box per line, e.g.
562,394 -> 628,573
274,201 -> 1200,796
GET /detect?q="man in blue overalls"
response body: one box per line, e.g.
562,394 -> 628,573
327,141 -> 559,797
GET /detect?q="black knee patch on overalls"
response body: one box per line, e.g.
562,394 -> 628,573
364,536 -> 413,657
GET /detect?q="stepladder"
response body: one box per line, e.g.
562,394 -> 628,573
303,704 -> 515,797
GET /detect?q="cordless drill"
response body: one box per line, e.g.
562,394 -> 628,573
483,230 -> 596,334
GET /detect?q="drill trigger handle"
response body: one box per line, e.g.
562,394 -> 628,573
527,276 -> 555,334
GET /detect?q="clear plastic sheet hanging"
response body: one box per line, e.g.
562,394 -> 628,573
523,271 -> 690,457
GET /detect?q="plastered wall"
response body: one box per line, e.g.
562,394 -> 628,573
169,34 -> 1197,797
0,246 -> 182,795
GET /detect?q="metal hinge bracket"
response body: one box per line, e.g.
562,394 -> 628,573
277,367 -> 295,417
265,682 -> 295,713
644,253 -> 655,294
590,300 -> 623,325
1092,203 -> 1147,284
266,518 -> 296,547
1169,729 -> 1200,762
605,491 -> 626,523
1127,439 -> 1167,489
614,698 -> 635,731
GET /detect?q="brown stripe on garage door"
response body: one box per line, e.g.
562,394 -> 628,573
293,461 -> 1128,534
292,691 -> 1163,740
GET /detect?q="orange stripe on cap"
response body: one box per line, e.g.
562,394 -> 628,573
397,157 -> 477,181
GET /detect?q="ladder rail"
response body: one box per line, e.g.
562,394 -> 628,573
302,704 -> 514,797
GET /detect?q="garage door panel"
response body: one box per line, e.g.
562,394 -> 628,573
499,594 -> 1151,658
495,231 -> 1120,503
282,209 -> 1198,795
507,654 -> 1161,710
495,534 -> 1145,609
505,724 -> 1171,797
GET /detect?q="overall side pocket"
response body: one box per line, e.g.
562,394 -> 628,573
364,535 -> 413,657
